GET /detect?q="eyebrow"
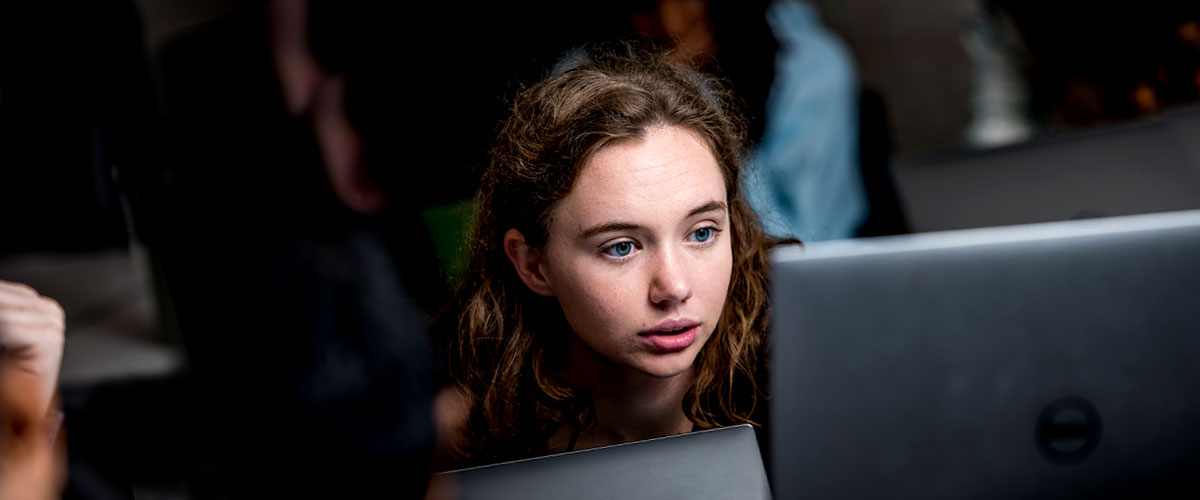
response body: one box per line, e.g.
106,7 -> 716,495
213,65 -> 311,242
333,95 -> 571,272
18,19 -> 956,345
578,200 -> 728,239
687,200 -> 728,219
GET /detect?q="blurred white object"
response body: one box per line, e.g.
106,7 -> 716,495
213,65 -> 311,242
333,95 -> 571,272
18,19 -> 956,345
963,2 -> 1035,148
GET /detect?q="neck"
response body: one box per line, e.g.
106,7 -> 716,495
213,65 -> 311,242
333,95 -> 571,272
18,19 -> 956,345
562,334 -> 695,450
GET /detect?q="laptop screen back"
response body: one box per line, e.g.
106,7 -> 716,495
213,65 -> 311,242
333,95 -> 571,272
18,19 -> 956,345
771,210 -> 1200,499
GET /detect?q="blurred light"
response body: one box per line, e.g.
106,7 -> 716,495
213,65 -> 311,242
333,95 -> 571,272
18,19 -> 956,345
1133,81 -> 1159,114
1179,21 -> 1200,44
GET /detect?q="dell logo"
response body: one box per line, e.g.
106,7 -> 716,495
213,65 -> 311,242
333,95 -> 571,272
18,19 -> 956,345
1036,396 -> 1102,465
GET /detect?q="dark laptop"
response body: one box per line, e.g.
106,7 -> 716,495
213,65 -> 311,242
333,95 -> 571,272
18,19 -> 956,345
442,424 -> 771,500
771,209 -> 1200,499
892,112 -> 1200,232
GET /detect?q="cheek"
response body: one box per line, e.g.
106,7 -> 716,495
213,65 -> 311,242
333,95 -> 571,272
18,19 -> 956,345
547,254 -> 637,331
703,240 -> 735,310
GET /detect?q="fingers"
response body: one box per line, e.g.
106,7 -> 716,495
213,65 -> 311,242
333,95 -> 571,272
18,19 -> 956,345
0,281 -> 66,420
0,284 -> 62,308
0,285 -> 64,320
0,281 -> 61,323
0,329 -> 64,370
0,280 -> 39,298
0,286 -> 65,346
0,309 -> 65,330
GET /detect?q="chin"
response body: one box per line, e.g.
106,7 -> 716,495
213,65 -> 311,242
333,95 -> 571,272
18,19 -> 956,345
635,351 -> 701,379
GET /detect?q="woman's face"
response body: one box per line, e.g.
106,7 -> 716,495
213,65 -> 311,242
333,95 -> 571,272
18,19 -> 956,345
539,125 -> 733,379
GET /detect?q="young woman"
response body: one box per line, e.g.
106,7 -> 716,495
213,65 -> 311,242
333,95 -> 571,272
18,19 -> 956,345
446,42 -> 788,466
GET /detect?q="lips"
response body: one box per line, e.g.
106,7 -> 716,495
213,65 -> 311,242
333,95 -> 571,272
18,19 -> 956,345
639,319 -> 700,353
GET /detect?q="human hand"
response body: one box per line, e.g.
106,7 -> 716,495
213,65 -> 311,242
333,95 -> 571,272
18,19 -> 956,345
0,280 -> 65,419
0,280 -> 66,499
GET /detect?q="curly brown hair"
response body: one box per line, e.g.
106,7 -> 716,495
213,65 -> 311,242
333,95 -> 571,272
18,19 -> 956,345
445,41 -> 782,465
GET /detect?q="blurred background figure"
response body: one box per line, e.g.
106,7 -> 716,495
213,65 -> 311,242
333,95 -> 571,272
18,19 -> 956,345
144,0 -> 461,496
747,1 -> 868,242
620,0 -> 873,241
3,0 -> 452,496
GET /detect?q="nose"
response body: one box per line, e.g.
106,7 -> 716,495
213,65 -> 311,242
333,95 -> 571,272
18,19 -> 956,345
648,248 -> 693,308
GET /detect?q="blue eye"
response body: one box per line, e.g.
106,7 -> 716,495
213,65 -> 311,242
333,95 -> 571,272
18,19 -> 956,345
693,227 -> 713,242
605,241 -> 635,257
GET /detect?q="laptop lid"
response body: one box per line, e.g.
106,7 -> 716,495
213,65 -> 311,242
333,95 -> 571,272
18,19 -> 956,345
771,209 -> 1200,499
443,424 -> 771,500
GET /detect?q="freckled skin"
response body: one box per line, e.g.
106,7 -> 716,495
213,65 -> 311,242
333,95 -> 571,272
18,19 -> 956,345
540,125 -> 734,380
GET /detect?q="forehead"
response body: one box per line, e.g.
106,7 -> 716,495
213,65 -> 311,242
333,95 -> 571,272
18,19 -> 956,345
552,126 -> 727,231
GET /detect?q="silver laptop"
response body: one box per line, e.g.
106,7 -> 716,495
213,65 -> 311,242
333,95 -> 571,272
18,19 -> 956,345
771,209 -> 1200,499
442,424 -> 771,500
